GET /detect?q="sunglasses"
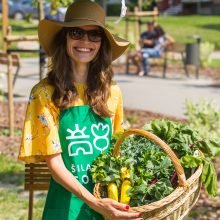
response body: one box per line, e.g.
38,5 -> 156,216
68,27 -> 104,42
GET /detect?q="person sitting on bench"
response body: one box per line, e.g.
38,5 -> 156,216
139,25 -> 175,76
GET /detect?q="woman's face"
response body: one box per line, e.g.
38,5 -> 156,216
66,25 -> 102,64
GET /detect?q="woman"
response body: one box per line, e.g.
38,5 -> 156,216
139,25 -> 175,76
18,1 -> 143,220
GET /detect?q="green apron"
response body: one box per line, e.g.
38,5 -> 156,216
42,105 -> 112,220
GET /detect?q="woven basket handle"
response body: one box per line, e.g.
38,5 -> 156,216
113,129 -> 187,187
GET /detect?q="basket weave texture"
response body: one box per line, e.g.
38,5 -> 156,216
93,129 -> 203,220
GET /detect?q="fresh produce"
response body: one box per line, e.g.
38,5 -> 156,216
120,179 -> 132,204
107,182 -> 118,201
120,167 -> 132,204
91,119 -> 218,206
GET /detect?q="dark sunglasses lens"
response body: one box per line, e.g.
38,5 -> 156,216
88,30 -> 103,42
69,28 -> 103,42
70,29 -> 84,40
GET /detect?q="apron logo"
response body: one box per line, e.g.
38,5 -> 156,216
66,123 -> 110,156
66,125 -> 93,156
91,123 -> 110,152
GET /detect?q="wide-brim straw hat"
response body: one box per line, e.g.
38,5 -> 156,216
38,0 -> 130,61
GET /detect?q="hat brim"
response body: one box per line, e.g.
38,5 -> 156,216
38,19 -> 130,61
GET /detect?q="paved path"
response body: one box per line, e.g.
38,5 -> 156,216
1,58 -> 220,118
115,74 -> 220,118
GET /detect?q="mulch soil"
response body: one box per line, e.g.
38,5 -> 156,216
0,101 -> 219,219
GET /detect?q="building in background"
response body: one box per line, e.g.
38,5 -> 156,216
156,0 -> 220,15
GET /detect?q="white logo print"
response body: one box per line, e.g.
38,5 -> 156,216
91,123 -> 110,152
66,124 -> 93,156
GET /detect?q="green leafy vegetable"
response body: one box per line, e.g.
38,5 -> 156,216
91,119 -> 218,207
180,155 -> 203,168
201,158 -> 218,197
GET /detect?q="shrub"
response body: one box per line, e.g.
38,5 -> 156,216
200,41 -> 215,67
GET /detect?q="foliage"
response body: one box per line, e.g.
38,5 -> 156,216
129,0 -> 156,11
185,99 -> 220,155
144,119 -> 218,197
0,154 -> 23,174
126,114 -> 139,124
47,0 -> 72,15
0,73 -> 4,101
200,42 -> 215,67
201,158 -> 218,197
184,99 -> 220,158
0,128 -> 22,136
208,58 -> 220,68
106,3 -> 123,17
91,119 -> 218,206
47,0 -> 72,8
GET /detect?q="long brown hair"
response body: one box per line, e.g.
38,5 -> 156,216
47,28 -> 114,118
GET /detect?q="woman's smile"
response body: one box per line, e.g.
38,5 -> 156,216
74,47 -> 92,52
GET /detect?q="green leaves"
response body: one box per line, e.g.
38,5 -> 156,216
185,99 -> 220,156
197,139 -> 220,157
129,178 -> 174,206
180,155 -> 203,168
143,119 -> 201,158
201,158 -> 218,197
92,118 -> 219,207
144,119 -> 218,198
91,151 -> 122,187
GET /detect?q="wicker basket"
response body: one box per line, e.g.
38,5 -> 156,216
94,129 -> 203,220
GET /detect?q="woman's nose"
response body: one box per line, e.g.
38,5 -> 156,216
80,33 -> 90,42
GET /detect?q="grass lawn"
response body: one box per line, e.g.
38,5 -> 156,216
0,154 -> 46,220
0,16 -> 219,68
107,15 -> 220,50
1,16 -> 220,48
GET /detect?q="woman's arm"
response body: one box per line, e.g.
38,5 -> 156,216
45,153 -> 142,220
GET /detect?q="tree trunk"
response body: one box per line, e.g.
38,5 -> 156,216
38,0 -> 46,80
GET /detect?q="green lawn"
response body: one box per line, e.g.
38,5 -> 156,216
1,16 -> 220,48
107,15 -> 220,50
0,154 -> 46,220
0,15 -> 220,67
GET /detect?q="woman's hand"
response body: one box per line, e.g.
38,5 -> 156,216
45,155 -> 143,219
91,198 -> 143,220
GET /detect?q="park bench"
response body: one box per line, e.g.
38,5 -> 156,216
126,42 -> 188,78
25,162 -> 51,220
0,51 -> 20,85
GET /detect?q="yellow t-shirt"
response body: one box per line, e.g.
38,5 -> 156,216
18,78 -> 124,163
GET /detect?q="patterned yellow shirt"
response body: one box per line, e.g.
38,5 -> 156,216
18,78 -> 124,163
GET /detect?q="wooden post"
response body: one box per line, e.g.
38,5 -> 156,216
2,0 -> 8,52
153,7 -> 158,25
125,18 -> 129,40
38,0 -> 46,80
7,54 -> 14,136
134,7 -> 140,49
125,18 -> 129,75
